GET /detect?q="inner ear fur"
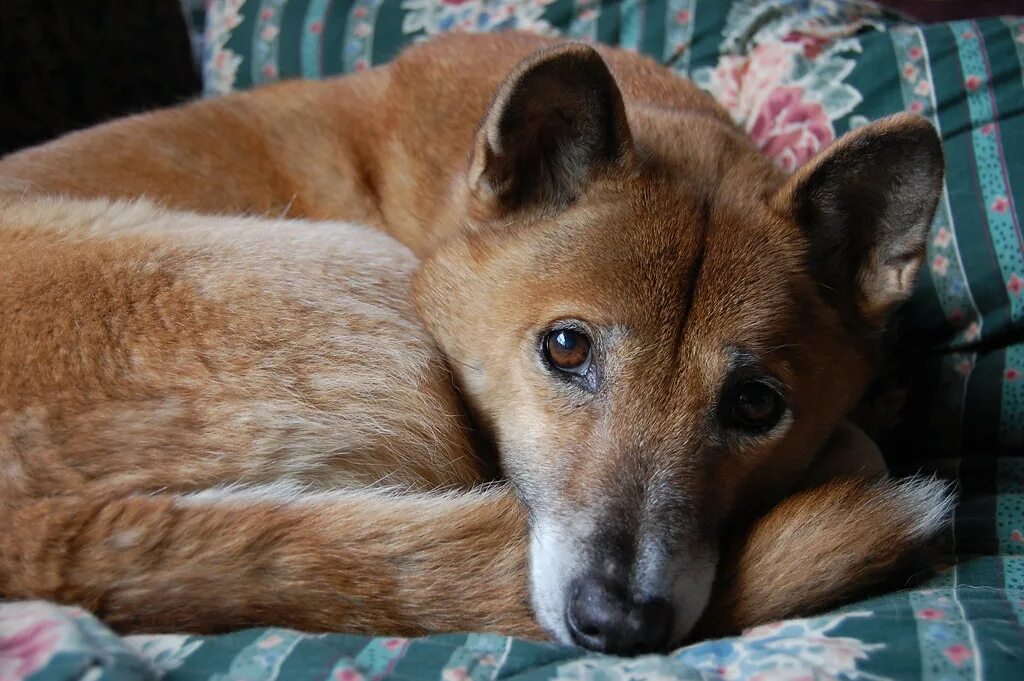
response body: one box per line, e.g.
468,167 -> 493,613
468,42 -> 632,215
774,113 -> 944,328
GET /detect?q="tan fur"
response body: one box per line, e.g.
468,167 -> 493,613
0,32 -> 952,650
0,197 -> 479,500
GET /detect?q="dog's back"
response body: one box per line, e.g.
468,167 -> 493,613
0,197 -> 480,506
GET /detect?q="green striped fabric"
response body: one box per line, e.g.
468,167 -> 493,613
24,1 -> 1007,678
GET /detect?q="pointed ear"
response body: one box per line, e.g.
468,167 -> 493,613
774,114 -> 944,327
468,43 -> 632,215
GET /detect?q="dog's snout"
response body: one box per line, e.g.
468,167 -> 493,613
565,576 -> 673,654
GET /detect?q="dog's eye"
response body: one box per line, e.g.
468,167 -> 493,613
543,328 -> 592,375
724,380 -> 784,433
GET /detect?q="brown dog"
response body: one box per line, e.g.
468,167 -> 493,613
0,32 -> 951,653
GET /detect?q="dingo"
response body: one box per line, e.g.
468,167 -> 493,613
0,33 -> 952,654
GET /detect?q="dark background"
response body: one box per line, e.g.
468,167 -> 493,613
0,0 -> 1019,156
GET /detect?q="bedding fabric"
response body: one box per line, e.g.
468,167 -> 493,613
7,0 -> 1024,679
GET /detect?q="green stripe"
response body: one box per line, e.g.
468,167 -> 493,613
1004,556 -> 1024,624
250,0 -> 282,86
891,26 -> 981,350
596,0 -> 622,46
640,0 -> 666,63
663,0 -> 695,73
1002,343 -> 1024,451
908,589 -> 977,681
964,346 -> 1006,456
223,0 -> 258,90
342,0 -> 381,71
686,0 -> 728,73
928,25 -> 1013,342
953,20 -> 1024,325
617,0 -> 642,52
277,0 -> 313,78
319,0 -> 349,75
300,0 -> 331,77
370,0 -> 405,66
546,0 -> 576,41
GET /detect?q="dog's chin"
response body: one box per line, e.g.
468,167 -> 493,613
667,549 -> 718,646
528,519 -> 578,644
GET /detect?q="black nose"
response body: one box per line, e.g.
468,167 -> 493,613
565,577 -> 673,654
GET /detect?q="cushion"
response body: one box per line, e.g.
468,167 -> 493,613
189,1 -> 1024,678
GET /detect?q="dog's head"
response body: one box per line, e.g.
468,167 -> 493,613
413,44 -> 943,653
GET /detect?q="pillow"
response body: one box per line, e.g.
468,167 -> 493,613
200,0 -> 1024,537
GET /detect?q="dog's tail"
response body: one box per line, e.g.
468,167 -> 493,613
0,484 -> 541,637
1,476 -> 954,641
695,475 -> 956,638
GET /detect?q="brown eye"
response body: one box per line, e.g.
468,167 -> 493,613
543,328 -> 592,375
727,380 -> 785,433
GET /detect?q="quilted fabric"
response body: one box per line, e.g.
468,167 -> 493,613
5,585 -> 1023,680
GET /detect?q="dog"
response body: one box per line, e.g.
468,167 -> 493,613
0,32 -> 953,653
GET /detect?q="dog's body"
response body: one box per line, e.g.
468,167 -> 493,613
0,33 -> 953,652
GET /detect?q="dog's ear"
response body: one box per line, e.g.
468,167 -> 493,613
468,43 -> 632,216
774,114 -> 944,327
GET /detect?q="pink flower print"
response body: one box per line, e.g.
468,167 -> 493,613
964,321 -> 981,342
914,79 -> 931,97
354,22 -> 372,37
443,668 -> 470,681
917,608 -> 944,620
992,196 -> 1010,213
931,254 -> 950,276
579,8 -> 598,21
1007,369 -> 1022,382
355,59 -> 370,71
0,619 -> 63,681
934,227 -> 952,248
962,30 -> 977,40
260,7 -> 274,20
909,101 -> 924,114
945,643 -> 973,666
260,25 -> 279,41
1009,273 -> 1023,296
258,634 -> 284,648
781,31 -> 831,59
384,638 -> 405,650
1010,529 -> 1024,542
354,6 -> 369,17
336,668 -> 363,681
966,75 -> 982,91
981,123 -> 995,135
309,21 -> 323,34
903,63 -> 919,82
676,9 -> 691,23
949,308 -> 963,324
704,42 -> 799,123
956,358 -> 973,376
262,64 -> 277,78
748,86 -> 833,171
908,46 -> 923,60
